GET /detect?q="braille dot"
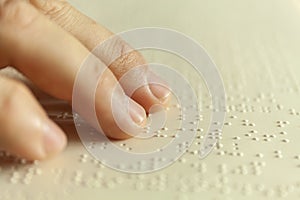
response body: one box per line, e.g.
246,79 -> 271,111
81,154 -> 88,158
216,143 -> 223,149
35,168 -> 42,175
254,170 -> 262,176
280,131 -> 287,135
275,154 -> 283,159
265,189 -> 275,197
237,152 -> 244,157
250,130 -> 258,134
229,152 -> 237,156
10,178 -> 18,184
282,139 -> 290,143
126,147 -> 132,151
256,153 -> 264,158
256,184 -> 265,191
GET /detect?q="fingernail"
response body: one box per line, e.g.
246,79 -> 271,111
129,99 -> 146,125
147,71 -> 171,102
43,119 -> 66,156
150,84 -> 171,102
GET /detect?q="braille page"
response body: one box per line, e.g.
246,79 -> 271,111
0,0 -> 300,199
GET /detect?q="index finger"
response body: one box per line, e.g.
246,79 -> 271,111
30,0 -> 172,112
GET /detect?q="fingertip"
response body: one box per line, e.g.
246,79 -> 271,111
149,84 -> 171,104
42,118 -> 67,158
131,76 -> 172,113
129,98 -> 147,125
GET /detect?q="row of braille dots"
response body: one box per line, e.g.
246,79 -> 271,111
142,103 -> 180,136
48,111 -> 74,123
226,93 -> 276,103
152,127 -> 171,138
79,153 -> 175,172
225,92 -> 287,113
124,112 -> 202,151
90,102 -> 199,151
256,150 -> 300,160
276,120 -> 290,128
88,141 -> 132,152
246,130 -> 289,143
175,174 -> 299,198
242,127 -> 290,143
226,104 -> 255,113
172,171 -> 247,195
79,154 -> 103,167
216,150 -> 245,157
258,182 -> 299,198
71,170 -> 125,189
216,139 -> 244,157
215,117 -> 290,155
210,161 -> 265,177
116,156 -> 173,172
176,176 -> 212,193
219,183 -> 298,197
71,170 -> 173,191
232,161 -> 266,176
0,151 -> 31,164
172,156 -> 206,169
231,162 -> 263,176
224,103 -> 284,113
10,167 -> 42,185
272,151 -> 300,162
132,174 -> 168,191
0,151 -> 43,172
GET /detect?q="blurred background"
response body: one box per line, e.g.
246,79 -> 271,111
1,0 -> 300,200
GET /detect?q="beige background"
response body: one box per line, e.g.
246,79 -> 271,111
1,0 -> 300,199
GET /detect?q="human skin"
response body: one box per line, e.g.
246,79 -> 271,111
0,0 -> 170,160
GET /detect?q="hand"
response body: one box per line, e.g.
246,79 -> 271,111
0,0 -> 170,160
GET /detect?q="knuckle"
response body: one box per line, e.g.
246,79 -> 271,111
32,0 -> 74,26
41,0 -> 68,16
0,0 -> 39,29
115,50 -> 146,76
106,37 -> 146,77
